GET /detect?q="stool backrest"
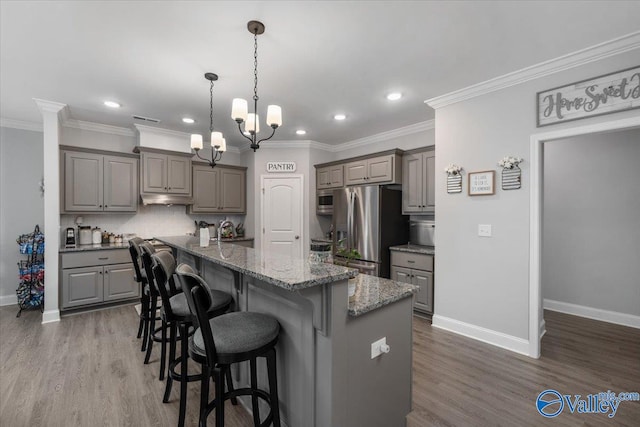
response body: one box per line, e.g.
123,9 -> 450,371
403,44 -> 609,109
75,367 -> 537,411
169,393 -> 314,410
151,251 -> 179,317
177,272 -> 219,365
128,237 -> 145,283
139,242 -> 158,297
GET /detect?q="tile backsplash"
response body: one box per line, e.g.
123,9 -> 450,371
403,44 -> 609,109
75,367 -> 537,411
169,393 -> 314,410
60,205 -> 245,240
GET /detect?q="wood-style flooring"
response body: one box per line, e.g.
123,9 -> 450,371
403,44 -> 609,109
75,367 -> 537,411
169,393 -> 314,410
1,306 -> 638,426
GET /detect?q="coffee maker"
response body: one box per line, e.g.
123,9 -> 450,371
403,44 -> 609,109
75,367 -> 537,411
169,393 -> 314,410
65,227 -> 76,247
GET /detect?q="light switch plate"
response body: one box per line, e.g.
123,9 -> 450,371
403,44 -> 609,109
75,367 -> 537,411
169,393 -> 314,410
478,224 -> 492,237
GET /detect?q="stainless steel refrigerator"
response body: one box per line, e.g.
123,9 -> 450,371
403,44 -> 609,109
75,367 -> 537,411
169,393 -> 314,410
332,186 -> 409,278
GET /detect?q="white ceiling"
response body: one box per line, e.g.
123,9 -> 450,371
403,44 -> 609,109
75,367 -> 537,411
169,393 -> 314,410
2,1 -> 639,146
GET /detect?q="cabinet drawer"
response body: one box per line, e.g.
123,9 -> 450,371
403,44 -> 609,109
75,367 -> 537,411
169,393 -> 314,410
61,249 -> 131,268
391,251 -> 433,271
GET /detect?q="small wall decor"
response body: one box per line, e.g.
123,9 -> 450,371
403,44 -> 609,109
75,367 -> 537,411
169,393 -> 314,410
444,163 -> 463,193
498,156 -> 523,190
468,170 -> 495,196
536,65 -> 640,127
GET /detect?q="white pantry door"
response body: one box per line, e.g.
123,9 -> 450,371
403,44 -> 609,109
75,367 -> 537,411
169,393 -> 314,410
261,175 -> 304,258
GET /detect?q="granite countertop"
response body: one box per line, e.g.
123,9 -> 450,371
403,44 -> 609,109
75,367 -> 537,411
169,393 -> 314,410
155,235 -> 357,291
310,237 -> 333,244
348,274 -> 418,317
389,244 -> 435,256
59,236 -> 254,253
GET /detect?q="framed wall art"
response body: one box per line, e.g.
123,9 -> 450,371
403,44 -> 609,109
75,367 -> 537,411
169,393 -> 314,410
468,171 -> 495,196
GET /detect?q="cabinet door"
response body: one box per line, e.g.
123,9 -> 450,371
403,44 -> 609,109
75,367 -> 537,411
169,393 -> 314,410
64,151 -> 104,212
413,269 -> 433,313
345,160 -> 367,185
142,153 -> 167,193
192,166 -> 220,212
367,155 -> 394,183
390,266 -> 412,284
220,168 -> 246,213
424,151 -> 436,212
167,155 -> 191,194
402,153 -> 423,214
104,156 -> 138,212
62,266 -> 104,308
317,167 -> 331,189
329,165 -> 344,188
103,263 -> 140,302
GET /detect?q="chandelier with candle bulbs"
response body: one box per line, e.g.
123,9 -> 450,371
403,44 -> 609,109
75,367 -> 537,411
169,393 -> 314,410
231,20 -> 282,151
190,72 -> 226,168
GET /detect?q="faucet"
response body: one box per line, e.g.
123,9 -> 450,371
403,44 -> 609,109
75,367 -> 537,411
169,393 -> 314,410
218,220 -> 234,240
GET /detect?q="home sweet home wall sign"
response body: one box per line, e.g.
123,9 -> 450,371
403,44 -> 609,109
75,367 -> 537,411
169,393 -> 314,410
536,66 -> 640,127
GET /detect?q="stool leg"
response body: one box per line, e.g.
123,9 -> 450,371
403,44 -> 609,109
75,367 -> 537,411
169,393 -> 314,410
214,366 -> 225,427
144,300 -> 156,364
176,322 -> 188,427
266,349 -> 281,427
136,293 -> 145,339
225,369 -> 238,406
163,321 -> 177,403
250,358 -> 260,426
141,295 -> 150,351
200,364 -> 210,427
159,318 -> 167,380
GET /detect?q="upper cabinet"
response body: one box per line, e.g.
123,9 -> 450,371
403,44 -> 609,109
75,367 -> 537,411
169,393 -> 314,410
345,154 -> 399,185
317,165 -> 344,189
62,149 -> 138,213
315,150 -> 403,193
140,151 -> 191,194
190,164 -> 246,214
402,149 -> 435,214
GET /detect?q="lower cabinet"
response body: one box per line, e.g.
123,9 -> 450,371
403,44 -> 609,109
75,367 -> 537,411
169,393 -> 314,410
390,251 -> 434,314
61,250 -> 139,309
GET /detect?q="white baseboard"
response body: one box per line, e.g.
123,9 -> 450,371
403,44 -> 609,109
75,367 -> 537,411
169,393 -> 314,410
0,294 -> 17,307
432,314 -> 531,356
543,299 -> 640,329
41,309 -> 60,324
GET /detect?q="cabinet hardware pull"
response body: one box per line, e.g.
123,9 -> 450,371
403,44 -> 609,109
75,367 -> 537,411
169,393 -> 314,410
105,271 -> 109,274
99,271 -> 103,275
98,257 -> 108,260
99,205 -> 102,208
407,260 -> 415,263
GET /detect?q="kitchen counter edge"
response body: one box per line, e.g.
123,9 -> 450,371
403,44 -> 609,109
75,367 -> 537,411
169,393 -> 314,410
389,244 -> 435,256
348,274 -> 418,317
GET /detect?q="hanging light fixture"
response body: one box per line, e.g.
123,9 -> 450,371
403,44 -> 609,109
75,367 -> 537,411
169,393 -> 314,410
191,72 -> 226,168
231,20 -> 282,151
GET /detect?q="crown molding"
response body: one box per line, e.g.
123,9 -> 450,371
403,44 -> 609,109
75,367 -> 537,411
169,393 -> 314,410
257,139 -> 332,151
33,98 -> 68,115
0,117 -> 43,132
133,123 -> 191,138
332,119 -> 435,153
64,119 -> 135,137
425,31 -> 640,109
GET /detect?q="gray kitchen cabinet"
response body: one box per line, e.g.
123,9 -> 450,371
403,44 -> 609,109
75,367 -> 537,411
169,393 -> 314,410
140,150 -> 192,195
402,149 -> 435,214
316,165 -> 344,189
391,251 -> 434,314
345,154 -> 399,185
190,164 -> 246,213
61,249 -> 139,310
62,149 -> 138,213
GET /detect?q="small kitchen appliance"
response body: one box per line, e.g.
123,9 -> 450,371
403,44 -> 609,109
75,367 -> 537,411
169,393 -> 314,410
409,219 -> 435,247
65,227 -> 76,247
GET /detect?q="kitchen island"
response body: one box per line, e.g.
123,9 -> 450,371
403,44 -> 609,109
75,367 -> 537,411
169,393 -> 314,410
156,235 -> 417,427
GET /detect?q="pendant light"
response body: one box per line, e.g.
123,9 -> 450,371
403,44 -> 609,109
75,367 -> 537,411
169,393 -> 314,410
231,20 -> 282,151
191,72 -> 226,168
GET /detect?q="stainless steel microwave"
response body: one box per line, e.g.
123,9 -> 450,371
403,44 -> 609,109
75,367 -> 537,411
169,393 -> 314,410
316,189 -> 333,215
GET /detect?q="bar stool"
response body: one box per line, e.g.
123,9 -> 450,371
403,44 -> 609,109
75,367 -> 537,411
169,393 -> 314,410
177,272 -> 282,427
128,237 -> 153,351
151,251 -> 234,427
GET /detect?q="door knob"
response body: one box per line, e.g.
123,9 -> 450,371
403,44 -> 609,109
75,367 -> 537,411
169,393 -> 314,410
295,235 -> 300,240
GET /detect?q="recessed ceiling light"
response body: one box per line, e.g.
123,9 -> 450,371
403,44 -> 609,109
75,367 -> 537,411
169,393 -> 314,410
104,101 -> 121,108
296,130 -> 306,135
182,117 -> 195,124
334,114 -> 346,121
386,92 -> 402,101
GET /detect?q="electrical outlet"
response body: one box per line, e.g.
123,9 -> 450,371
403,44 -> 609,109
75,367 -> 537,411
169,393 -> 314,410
478,224 -> 492,237
371,337 -> 390,359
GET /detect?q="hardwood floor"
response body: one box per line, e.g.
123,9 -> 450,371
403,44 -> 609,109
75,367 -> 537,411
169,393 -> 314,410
409,310 -> 640,427
1,306 -> 638,426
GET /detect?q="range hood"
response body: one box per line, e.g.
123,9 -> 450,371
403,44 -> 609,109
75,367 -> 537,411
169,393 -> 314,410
140,194 -> 194,206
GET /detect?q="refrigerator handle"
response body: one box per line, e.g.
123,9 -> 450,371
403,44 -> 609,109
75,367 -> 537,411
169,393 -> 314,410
347,191 -> 354,250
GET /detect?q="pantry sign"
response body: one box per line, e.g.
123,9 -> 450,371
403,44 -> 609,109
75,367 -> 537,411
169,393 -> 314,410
266,162 -> 296,173
537,66 -> 640,127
